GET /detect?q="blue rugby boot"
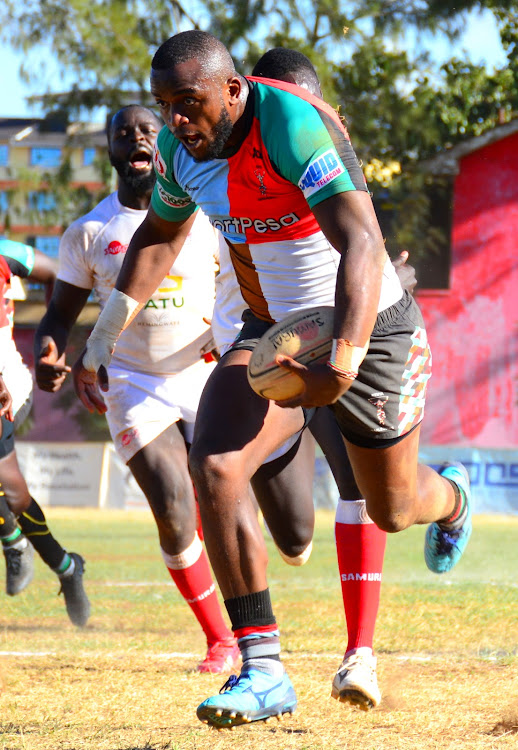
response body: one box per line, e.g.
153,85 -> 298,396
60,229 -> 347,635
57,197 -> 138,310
425,462 -> 472,574
196,667 -> 297,729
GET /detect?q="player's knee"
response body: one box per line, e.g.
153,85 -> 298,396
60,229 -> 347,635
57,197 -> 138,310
273,524 -> 313,555
2,489 -> 31,516
368,503 -> 414,533
189,450 -> 244,494
278,540 -> 313,566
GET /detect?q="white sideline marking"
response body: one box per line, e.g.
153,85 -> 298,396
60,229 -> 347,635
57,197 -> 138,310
0,651 -> 458,662
0,651 -> 512,663
0,651 -> 57,657
103,581 -> 172,587
101,579 -> 518,588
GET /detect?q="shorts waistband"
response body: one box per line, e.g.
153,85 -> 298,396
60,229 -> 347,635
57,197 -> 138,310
372,291 -> 413,335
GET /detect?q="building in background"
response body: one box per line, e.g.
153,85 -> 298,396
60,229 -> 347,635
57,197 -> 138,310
0,113 -> 107,263
416,119 -> 518,511
1,114 -> 108,443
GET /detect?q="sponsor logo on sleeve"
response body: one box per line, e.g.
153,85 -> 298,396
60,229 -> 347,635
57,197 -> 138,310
104,240 -> 128,256
157,183 -> 193,209
298,149 -> 346,198
153,144 -> 167,177
120,427 -> 139,447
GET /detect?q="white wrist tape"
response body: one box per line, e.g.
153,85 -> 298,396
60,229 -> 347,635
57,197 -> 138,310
83,289 -> 142,373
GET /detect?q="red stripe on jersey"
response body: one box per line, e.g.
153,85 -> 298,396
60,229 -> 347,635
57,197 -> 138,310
225,117 -> 320,245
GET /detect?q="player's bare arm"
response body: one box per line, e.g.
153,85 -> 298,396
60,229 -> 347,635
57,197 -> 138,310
73,207 -> 197,407
35,280 -> 90,392
0,374 -> 13,422
276,190 -> 386,408
30,248 -> 57,305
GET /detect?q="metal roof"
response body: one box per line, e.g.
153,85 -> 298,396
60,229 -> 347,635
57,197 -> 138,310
422,119 -> 518,176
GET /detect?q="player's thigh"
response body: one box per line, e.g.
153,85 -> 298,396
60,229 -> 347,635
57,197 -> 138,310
309,407 -> 361,500
191,349 -> 306,474
251,430 -> 315,552
0,445 -> 31,513
128,421 -> 194,511
345,424 -> 421,531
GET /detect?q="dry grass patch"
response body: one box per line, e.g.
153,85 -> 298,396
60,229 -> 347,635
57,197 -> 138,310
0,509 -> 516,749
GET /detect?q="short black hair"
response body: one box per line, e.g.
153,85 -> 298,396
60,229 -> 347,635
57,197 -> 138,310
151,30 -> 235,78
251,48 -> 322,98
106,105 -> 162,143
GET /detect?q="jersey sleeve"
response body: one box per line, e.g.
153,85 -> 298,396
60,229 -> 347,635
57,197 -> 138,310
258,85 -> 367,209
0,238 -> 35,279
150,127 -> 198,222
57,221 -> 95,290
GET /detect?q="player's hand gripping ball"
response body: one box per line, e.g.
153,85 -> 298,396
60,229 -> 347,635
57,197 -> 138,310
247,306 -> 334,400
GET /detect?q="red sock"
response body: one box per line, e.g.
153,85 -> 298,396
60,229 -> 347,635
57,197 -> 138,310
335,499 -> 387,653
162,533 -> 232,644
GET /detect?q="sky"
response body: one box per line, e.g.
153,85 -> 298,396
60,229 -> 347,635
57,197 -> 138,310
1,8 -> 508,121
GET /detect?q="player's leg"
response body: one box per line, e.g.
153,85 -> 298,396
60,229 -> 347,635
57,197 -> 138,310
0,443 -> 90,625
332,291 -> 471,568
0,413 -> 34,594
190,348 -> 304,727
346,425 -> 468,533
310,407 -> 386,710
0,488 -> 34,595
127,421 -> 239,673
0,360 -> 90,623
251,429 -> 315,565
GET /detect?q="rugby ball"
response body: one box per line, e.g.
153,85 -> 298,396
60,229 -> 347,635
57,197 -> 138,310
247,306 -> 334,400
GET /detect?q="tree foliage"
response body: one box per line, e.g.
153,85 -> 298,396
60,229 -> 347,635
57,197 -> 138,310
1,1 -> 517,262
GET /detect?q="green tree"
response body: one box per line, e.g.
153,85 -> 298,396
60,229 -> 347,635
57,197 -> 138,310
1,1 -> 517,264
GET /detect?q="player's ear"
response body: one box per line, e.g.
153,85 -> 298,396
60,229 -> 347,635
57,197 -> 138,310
227,76 -> 242,106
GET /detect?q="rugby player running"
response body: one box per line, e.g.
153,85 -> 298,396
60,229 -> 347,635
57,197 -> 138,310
76,32 -> 472,728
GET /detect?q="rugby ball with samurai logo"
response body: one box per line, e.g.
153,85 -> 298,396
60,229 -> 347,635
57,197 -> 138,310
247,306 -> 334,400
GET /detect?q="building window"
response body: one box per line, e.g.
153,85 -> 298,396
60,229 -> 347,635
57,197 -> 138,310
30,147 -> 61,167
33,236 -> 60,259
83,147 -> 96,166
373,178 -> 453,291
28,191 -> 57,212
0,145 -> 8,167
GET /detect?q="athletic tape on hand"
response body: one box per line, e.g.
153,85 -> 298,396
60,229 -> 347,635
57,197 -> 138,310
82,289 -> 142,373
327,338 -> 369,380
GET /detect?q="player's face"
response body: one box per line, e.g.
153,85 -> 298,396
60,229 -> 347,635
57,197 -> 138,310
151,61 -> 235,161
109,108 -> 160,194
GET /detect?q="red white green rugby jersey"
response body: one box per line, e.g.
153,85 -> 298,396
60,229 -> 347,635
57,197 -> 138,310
151,77 -> 402,323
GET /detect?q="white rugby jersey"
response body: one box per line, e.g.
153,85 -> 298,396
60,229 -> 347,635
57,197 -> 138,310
58,193 -> 221,375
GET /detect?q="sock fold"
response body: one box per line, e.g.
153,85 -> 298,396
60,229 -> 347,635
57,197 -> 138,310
163,533 -> 232,645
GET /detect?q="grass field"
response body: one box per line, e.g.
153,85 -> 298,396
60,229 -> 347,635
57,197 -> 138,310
0,509 -> 517,750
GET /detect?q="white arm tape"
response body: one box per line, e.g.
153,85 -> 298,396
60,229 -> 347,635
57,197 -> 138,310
83,289 -> 143,373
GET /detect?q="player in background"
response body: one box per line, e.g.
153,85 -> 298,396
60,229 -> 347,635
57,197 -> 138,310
0,238 -> 90,626
34,105 -> 241,673
76,31 -> 472,728
36,103 -> 327,671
